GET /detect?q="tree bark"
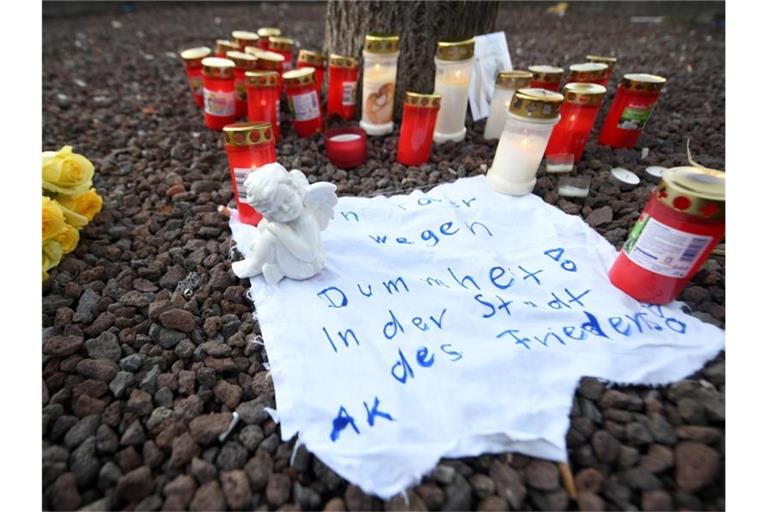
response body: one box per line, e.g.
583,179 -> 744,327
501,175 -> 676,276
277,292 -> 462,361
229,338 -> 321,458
324,0 -> 499,120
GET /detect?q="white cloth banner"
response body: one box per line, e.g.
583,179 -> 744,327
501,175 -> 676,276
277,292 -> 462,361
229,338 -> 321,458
229,176 -> 724,499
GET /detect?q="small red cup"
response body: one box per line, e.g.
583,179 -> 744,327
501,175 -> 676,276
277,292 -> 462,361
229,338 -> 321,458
324,127 -> 367,168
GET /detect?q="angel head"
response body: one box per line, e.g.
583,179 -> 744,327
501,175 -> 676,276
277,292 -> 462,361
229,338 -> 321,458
244,163 -> 309,223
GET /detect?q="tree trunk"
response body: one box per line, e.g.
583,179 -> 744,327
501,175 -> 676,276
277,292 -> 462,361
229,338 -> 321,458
324,0 -> 499,120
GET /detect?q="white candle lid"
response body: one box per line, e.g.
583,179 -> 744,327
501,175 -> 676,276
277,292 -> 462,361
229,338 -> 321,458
610,167 -> 640,188
645,166 -> 667,178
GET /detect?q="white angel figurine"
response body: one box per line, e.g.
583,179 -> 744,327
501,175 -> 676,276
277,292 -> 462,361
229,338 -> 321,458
231,163 -> 338,285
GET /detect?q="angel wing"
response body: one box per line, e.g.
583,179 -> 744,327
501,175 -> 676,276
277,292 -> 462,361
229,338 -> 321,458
303,181 -> 338,231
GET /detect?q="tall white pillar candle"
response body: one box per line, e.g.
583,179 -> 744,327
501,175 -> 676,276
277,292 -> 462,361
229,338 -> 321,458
483,70 -> 533,140
360,33 -> 400,136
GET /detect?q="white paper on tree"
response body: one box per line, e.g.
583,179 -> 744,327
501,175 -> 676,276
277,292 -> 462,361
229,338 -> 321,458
468,32 -> 513,121
228,176 -> 724,499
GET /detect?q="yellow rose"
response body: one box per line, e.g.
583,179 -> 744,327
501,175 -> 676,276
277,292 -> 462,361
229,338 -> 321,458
54,200 -> 89,228
42,197 -> 66,241
55,188 -> 103,223
42,145 -> 95,195
54,223 -> 80,254
43,239 -> 63,280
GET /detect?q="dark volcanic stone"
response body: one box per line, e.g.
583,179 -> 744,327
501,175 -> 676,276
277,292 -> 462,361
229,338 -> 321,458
675,441 -> 720,492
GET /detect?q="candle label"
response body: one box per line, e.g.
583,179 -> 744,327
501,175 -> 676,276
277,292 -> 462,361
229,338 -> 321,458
235,80 -> 247,101
204,89 -> 235,116
617,104 -> 653,130
233,168 -> 253,202
623,214 -> 712,278
363,81 -> 395,124
289,91 -> 320,121
342,81 -> 357,106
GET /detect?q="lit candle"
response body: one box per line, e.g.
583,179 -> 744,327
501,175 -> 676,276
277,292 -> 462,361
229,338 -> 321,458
486,88 -> 564,196
201,57 -> 237,130
545,82 -> 607,162
226,51 -> 258,119
397,92 -> 441,166
296,49 -> 327,96
567,62 -> 610,86
179,46 -> 211,108
245,70 -> 281,141
214,39 -> 240,58
283,68 -> 323,138
586,55 -> 618,81
257,27 -> 281,50
268,36 -> 295,71
598,73 -> 666,148
232,30 -> 260,51
326,54 -> 359,121
360,33 -> 400,136
222,122 -> 277,226
528,65 -> 564,92
483,70 -> 532,140
432,37 -> 475,144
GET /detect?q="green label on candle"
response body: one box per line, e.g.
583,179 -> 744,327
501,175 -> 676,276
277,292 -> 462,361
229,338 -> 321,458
617,104 -> 653,130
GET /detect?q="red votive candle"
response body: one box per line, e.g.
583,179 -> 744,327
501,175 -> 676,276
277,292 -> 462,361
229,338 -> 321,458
246,70 -> 281,141
598,73 -> 666,148
232,30 -> 260,51
223,122 -> 277,226
283,68 -> 323,138
202,57 -> 236,130
297,49 -> 327,96
567,62 -> 610,87
179,46 -> 211,108
258,27 -> 281,50
256,51 -> 286,92
609,166 -> 724,304
327,54 -> 359,121
268,36 -> 295,71
586,55 -> 618,81
528,65 -> 564,92
226,51 -> 258,119
215,39 -> 240,58
397,92 -> 441,166
324,127 -> 367,168
545,83 -> 607,162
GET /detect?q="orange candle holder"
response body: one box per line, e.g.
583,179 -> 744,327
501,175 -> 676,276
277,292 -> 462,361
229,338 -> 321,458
257,27 -> 281,50
397,92 -> 441,166
586,55 -> 618,81
215,39 -> 240,58
528,65 -> 564,92
283,68 -> 323,138
297,49 -> 327,95
202,57 -> 236,130
226,50 -> 259,119
232,30 -> 259,51
567,62 -> 610,87
327,54 -> 359,120
268,36 -> 295,71
246,70 -> 281,141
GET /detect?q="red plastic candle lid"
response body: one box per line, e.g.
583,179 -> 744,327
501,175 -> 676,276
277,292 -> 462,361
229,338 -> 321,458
324,126 -> 367,169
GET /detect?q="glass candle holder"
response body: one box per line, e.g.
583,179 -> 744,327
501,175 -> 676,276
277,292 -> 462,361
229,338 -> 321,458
283,67 -> 323,138
327,54 -> 359,121
257,27 -> 280,50
324,127 -> 367,168
179,46 -> 211,108
432,37 -> 475,144
268,36 -> 295,71
545,82 -> 607,162
586,55 -> 618,81
486,88 -> 564,196
528,65 -> 564,92
598,73 -> 666,148
201,57 -> 236,130
397,92 -> 441,166
297,49 -> 327,96
483,70 -> 532,140
609,166 -> 724,304
567,62 -> 610,86
245,70 -> 281,141
226,51 -> 258,119
223,122 -> 277,226
360,33 -> 400,136
215,39 -> 240,58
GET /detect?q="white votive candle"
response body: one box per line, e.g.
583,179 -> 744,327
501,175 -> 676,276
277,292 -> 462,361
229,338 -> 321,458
432,38 -> 475,144
483,70 -> 533,140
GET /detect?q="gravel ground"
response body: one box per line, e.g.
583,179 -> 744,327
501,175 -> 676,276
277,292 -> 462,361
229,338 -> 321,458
42,2 -> 725,510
